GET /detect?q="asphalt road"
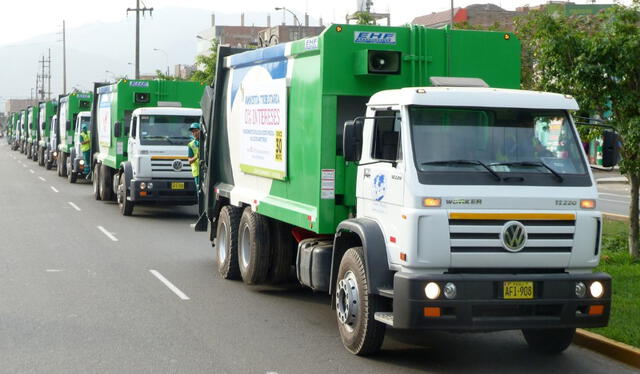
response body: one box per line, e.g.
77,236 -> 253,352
0,144 -> 636,374
597,182 -> 631,217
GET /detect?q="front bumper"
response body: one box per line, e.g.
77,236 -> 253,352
392,271 -> 611,331
129,179 -> 196,205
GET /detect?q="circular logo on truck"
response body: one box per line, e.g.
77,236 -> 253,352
172,159 -> 183,171
500,221 -> 527,252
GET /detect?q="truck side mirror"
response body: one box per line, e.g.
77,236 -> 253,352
343,118 -> 364,162
602,130 -> 621,168
114,122 -> 122,137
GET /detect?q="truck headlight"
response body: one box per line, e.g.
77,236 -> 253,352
147,183 -> 153,189
53,151 -> 57,157
575,282 -> 587,298
425,282 -> 441,300
443,282 -> 457,299
79,159 -> 85,165
590,281 -> 604,298
140,182 -> 146,190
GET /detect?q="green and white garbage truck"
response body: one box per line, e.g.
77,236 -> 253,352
67,111 -> 91,183
37,100 -> 58,167
56,92 -> 93,177
26,106 -> 39,160
18,110 -> 27,154
197,25 -> 614,355
44,114 -> 58,170
90,79 -> 204,216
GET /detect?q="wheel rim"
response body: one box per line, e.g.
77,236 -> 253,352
336,270 -> 359,332
218,222 -> 228,264
240,225 -> 251,269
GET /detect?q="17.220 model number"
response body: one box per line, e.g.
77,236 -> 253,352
555,200 -> 577,206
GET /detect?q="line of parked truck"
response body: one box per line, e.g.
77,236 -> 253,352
3,24 -> 620,357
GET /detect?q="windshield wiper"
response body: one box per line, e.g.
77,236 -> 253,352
143,135 -> 178,145
490,160 -> 564,182
421,159 -> 502,181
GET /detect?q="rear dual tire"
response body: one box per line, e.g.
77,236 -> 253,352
237,207 -> 271,285
215,206 -> 242,280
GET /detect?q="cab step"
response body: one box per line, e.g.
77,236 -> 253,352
374,312 -> 394,327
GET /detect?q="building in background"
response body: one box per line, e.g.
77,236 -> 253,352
174,64 -> 195,79
412,2 -> 614,30
196,12 -> 325,54
5,99 -> 38,114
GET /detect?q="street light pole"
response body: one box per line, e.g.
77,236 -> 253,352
275,7 -> 303,40
153,48 -> 169,76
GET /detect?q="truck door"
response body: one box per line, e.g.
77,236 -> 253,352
359,110 -> 404,206
127,116 -> 138,163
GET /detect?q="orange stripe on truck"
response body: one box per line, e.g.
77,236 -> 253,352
448,212 -> 576,221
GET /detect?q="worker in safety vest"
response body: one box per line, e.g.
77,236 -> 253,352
188,123 -> 201,195
80,124 -> 91,175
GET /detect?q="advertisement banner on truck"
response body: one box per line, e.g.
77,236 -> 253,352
97,93 -> 112,148
239,78 -> 287,180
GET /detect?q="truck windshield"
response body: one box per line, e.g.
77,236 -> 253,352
77,117 -> 90,132
409,107 -> 587,178
139,115 -> 199,146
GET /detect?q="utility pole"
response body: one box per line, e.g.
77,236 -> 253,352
39,55 -> 46,101
62,20 -> 67,95
127,0 -> 154,79
46,49 -> 52,100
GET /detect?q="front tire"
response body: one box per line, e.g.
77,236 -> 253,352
237,208 -> 271,285
117,173 -> 134,216
67,159 -> 77,183
215,205 -> 241,279
522,328 -> 575,354
336,247 -> 386,356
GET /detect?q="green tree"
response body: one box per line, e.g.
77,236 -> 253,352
516,4 -> 640,258
191,38 -> 219,85
355,11 -> 375,25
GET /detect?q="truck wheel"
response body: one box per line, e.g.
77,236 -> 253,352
45,152 -> 52,170
215,205 -> 241,279
68,161 -> 77,184
93,163 -> 101,200
99,163 -> 114,201
336,247 -> 386,356
268,221 -> 295,284
522,328 -> 575,354
60,153 -> 68,177
237,208 -> 271,285
117,173 -> 134,216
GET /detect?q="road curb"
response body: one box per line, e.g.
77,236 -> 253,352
574,329 -> 640,369
597,178 -> 629,185
603,212 -> 630,221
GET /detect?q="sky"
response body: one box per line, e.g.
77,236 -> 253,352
0,0 -> 629,45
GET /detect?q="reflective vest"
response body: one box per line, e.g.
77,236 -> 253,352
188,139 -> 199,177
80,131 -> 91,152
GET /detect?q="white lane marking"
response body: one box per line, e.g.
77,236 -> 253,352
68,202 -> 81,211
22,164 -> 27,168
97,226 -> 118,242
39,176 -> 46,182
46,269 -> 64,273
29,169 -> 34,174
50,186 -> 59,193
189,223 -> 196,228
149,270 -> 190,300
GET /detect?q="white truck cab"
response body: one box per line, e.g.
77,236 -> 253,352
116,107 -> 202,215
337,84 -> 610,352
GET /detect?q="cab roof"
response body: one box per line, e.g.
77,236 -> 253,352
132,107 -> 202,116
368,87 -> 579,111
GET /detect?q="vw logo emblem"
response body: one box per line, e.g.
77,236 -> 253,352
500,221 -> 527,252
172,159 -> 183,171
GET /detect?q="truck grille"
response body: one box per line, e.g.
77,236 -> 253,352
151,159 -> 191,172
449,217 -> 575,254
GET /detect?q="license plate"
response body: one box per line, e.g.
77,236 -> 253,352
171,182 -> 184,190
503,281 -> 534,299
